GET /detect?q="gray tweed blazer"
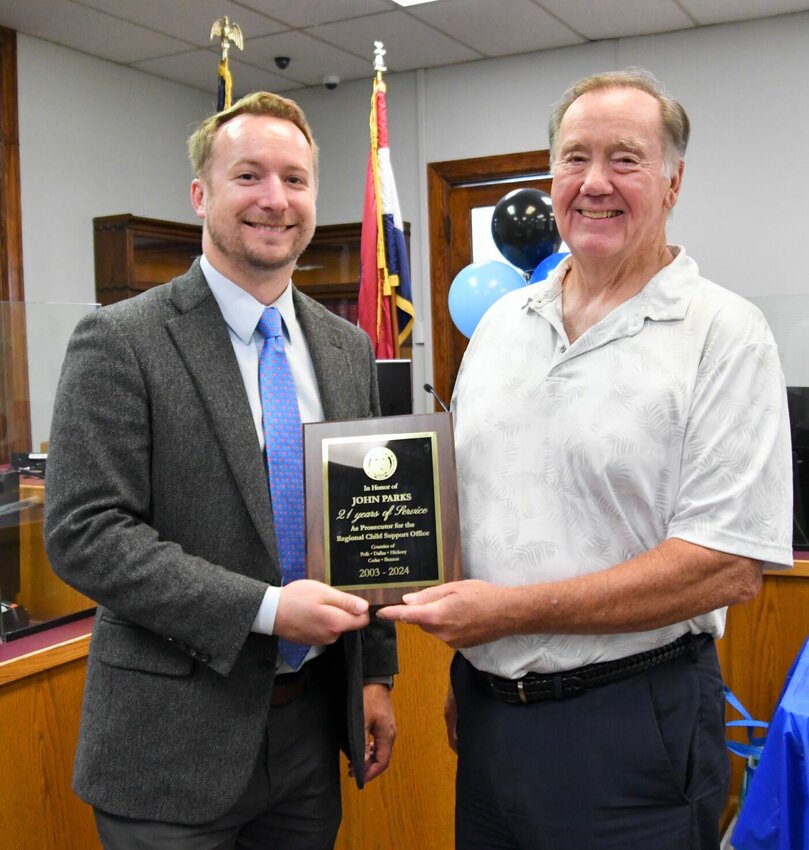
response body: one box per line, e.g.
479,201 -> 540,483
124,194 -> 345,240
44,260 -> 397,824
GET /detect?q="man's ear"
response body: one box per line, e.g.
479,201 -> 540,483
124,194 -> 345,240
190,178 -> 206,220
665,160 -> 684,210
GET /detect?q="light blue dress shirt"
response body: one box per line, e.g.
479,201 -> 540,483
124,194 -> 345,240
201,255 -> 325,666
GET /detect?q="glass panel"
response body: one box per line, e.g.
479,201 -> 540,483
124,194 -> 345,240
0,301 -> 98,640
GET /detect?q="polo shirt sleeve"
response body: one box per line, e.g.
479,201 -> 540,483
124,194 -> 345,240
667,316 -> 793,569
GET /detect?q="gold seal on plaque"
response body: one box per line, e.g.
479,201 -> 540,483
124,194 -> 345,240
363,446 -> 397,481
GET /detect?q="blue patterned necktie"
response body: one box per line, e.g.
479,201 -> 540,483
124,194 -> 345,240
256,306 -> 309,670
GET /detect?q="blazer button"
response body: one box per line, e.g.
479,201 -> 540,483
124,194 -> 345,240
198,652 -> 211,664
259,656 -> 274,669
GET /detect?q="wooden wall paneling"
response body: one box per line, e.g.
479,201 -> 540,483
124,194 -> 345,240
336,625 -> 456,850
17,482 -> 95,620
0,656 -> 100,850
0,571 -> 804,847
0,26 -> 24,304
0,26 -> 31,462
716,571 -> 809,807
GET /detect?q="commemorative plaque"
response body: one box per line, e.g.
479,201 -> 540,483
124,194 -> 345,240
304,412 -> 461,605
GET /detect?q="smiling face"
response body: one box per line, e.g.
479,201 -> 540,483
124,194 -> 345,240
551,87 -> 682,275
191,113 -> 316,297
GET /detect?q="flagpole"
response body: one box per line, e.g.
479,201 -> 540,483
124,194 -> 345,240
210,17 -> 244,110
372,43 -> 401,358
358,42 -> 413,358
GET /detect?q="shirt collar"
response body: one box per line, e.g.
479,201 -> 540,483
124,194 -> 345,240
200,254 -> 297,344
524,246 -> 697,325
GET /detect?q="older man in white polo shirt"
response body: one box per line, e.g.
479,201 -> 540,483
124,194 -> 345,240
380,67 -> 792,850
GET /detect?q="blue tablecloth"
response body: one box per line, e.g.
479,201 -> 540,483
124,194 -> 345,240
732,636 -> 809,850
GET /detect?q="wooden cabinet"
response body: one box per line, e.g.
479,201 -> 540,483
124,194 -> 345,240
92,215 -> 410,337
293,222 -> 363,324
93,214 -> 202,306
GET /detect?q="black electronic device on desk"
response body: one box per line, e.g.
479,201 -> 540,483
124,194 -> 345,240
0,469 -> 22,602
376,359 -> 413,417
11,452 -> 47,479
788,387 -> 809,551
1,600 -> 29,632
0,468 -> 30,638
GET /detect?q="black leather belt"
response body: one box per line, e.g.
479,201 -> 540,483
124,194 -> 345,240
472,633 -> 712,705
270,652 -> 328,707
271,670 -> 307,706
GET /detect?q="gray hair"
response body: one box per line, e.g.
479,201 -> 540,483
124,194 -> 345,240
548,67 -> 690,177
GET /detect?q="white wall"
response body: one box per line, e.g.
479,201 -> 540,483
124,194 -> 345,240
14,11 -> 809,432
16,36 -> 213,443
17,35 -> 213,306
293,12 -> 809,405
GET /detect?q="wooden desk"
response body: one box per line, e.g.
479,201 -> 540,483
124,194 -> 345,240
1,563 -> 804,850
0,617 -> 100,850
717,558 -> 809,825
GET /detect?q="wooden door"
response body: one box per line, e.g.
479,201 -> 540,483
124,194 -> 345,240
428,151 -> 552,407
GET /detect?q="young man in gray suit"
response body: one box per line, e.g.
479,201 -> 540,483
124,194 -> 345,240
45,91 -> 398,849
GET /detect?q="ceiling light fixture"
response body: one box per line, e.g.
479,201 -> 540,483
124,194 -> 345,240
391,0 -> 442,7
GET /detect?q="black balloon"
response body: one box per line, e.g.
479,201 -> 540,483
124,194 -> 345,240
491,188 -> 560,273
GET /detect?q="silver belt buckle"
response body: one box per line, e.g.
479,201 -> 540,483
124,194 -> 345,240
516,679 -> 528,704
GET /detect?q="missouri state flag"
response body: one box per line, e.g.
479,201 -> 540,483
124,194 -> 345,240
358,76 -> 414,358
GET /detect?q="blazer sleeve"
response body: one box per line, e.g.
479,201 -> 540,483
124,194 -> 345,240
44,307 -> 266,677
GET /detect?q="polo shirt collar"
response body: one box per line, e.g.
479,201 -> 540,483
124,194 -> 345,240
524,246 -> 697,329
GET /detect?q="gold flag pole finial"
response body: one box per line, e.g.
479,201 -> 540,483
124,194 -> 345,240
211,16 -> 244,62
373,41 -> 386,82
210,16 -> 244,110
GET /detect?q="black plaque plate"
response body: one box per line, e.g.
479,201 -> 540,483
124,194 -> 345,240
304,412 -> 461,604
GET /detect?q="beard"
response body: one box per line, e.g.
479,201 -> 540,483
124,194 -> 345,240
205,215 -> 314,274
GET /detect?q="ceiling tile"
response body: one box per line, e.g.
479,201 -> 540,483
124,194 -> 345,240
244,31 -> 373,86
309,10 -> 481,72
5,0 -> 809,95
74,0 -> 288,45
538,0 -> 695,40
408,0 -> 584,56
237,0 -> 391,29
678,0 -> 809,25
133,49 -> 298,96
229,61 -> 304,95
0,0 -> 189,61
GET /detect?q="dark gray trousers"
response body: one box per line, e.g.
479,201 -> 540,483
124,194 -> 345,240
453,639 -> 729,850
94,675 -> 341,850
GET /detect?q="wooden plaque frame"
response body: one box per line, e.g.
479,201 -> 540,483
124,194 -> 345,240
304,412 -> 461,605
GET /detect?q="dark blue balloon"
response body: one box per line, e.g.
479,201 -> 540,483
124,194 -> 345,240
448,261 -> 526,339
529,252 -> 570,284
491,188 -> 560,273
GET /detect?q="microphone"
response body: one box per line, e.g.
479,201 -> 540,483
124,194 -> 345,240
423,383 -> 450,413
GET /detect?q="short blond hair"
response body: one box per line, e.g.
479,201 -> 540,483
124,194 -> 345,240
548,67 -> 690,177
188,91 -> 319,179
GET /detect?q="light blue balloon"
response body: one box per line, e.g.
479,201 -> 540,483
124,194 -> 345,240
529,251 -> 570,284
448,260 -> 526,339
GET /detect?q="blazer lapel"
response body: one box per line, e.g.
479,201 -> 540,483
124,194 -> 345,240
293,289 -> 354,421
166,263 -> 279,575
